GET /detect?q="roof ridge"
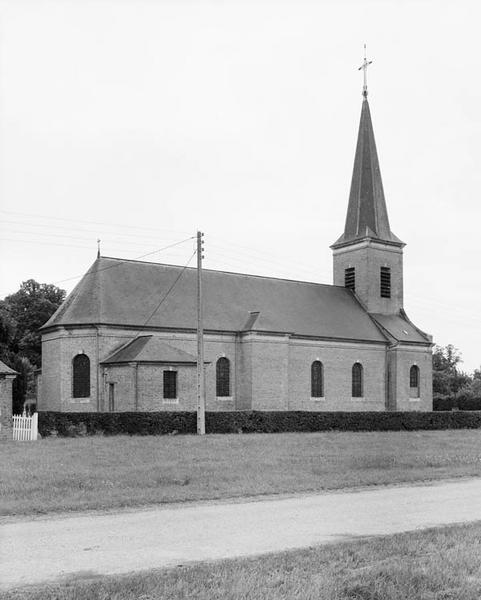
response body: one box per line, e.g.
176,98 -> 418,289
99,255 -> 336,288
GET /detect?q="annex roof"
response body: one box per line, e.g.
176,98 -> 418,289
102,336 -> 199,364
370,313 -> 431,344
42,256 -> 388,343
332,98 -> 404,248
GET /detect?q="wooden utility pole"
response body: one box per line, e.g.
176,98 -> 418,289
196,231 -> 206,435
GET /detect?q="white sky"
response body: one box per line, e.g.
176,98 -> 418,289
1,0 -> 480,372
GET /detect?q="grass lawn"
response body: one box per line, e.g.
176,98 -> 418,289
3,521 -> 481,599
1,430 -> 481,517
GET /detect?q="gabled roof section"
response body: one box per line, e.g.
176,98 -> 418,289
41,257 -> 388,343
332,98 -> 404,249
102,336 -> 199,364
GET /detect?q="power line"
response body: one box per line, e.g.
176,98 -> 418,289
0,209 -> 192,236
1,220 -> 188,244
207,244 -> 330,282
52,236 -> 195,285
141,250 -> 197,330
1,227 -> 193,251
3,224 -> 481,327
0,237 -> 95,250
117,249 -> 197,346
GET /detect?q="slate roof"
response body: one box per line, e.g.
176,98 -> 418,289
0,360 -> 17,375
332,98 -> 404,248
42,257 -> 388,343
102,336 -> 200,364
369,313 -> 431,344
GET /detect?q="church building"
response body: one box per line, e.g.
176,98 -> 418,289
38,79 -> 433,413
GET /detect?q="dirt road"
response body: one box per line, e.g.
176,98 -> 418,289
2,478 -> 481,590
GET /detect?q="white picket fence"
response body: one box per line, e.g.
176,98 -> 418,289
12,412 -> 38,441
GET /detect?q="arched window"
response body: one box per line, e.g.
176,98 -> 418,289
352,363 -> 363,398
72,354 -> 90,398
311,361 -> 324,398
216,357 -> 230,397
410,365 -> 420,398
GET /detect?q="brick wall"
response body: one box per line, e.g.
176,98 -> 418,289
248,334 -> 289,410
389,345 -> 433,411
288,339 -> 387,411
236,336 -> 253,410
0,376 -> 14,441
41,325 -> 431,413
103,364 -> 136,411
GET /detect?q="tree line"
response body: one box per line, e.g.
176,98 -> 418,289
0,279 -> 65,413
432,344 -> 481,404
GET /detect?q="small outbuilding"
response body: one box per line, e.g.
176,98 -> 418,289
0,360 -> 17,440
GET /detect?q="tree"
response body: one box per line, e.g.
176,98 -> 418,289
0,280 -> 66,413
432,344 -> 471,397
2,280 -> 66,367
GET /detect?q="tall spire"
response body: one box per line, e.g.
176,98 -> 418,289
332,52 -> 403,249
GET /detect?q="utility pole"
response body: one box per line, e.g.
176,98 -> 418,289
196,231 -> 206,435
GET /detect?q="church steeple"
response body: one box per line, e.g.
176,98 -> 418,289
331,53 -> 405,315
332,96 -> 403,249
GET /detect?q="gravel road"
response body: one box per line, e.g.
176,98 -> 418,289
1,478 -> 481,590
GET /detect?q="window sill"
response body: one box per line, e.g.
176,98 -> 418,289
216,396 -> 234,401
163,398 -> 179,405
70,398 -> 91,403
310,397 -> 325,401
351,397 -> 364,401
409,397 -> 421,401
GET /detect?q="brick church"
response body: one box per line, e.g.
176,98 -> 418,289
38,84 -> 433,413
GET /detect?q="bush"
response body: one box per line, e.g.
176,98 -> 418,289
433,396 -> 481,411
37,410 -> 481,438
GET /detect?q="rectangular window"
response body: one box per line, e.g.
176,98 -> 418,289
380,267 -> 391,298
163,370 -> 177,399
345,267 -> 355,292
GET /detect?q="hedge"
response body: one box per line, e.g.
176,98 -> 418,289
37,410 -> 481,437
433,396 -> 481,411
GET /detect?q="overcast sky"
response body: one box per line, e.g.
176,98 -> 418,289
1,0 -> 480,372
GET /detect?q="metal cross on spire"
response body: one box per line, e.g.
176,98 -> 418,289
358,44 -> 372,98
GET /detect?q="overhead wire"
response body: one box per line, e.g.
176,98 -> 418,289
52,236 -> 195,285
1,228 -> 193,252
1,220 -> 187,244
0,209 -> 192,236
2,216 -> 480,327
139,249 -> 197,331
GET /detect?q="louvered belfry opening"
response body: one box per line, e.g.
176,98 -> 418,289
345,267 -> 355,292
72,354 -> 90,398
216,357 -> 230,397
380,267 -> 391,298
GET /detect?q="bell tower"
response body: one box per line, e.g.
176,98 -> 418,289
331,50 -> 405,315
